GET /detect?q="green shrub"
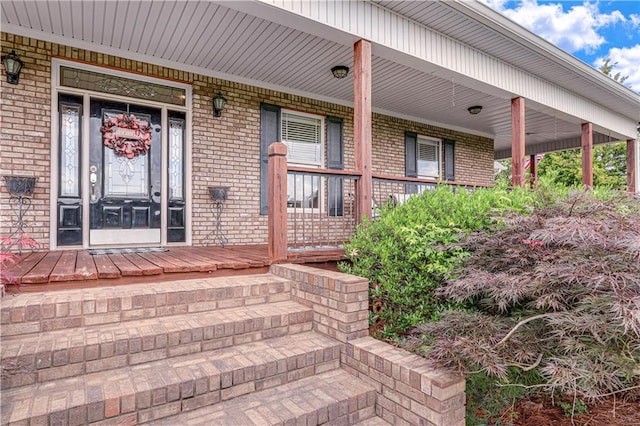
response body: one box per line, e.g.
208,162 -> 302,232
402,189 -> 640,415
339,185 -> 533,338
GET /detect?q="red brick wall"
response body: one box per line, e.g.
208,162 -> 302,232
1,33 -> 494,249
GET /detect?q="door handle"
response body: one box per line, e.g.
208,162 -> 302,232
90,165 -> 98,201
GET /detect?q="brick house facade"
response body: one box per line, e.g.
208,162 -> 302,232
1,33 -> 493,250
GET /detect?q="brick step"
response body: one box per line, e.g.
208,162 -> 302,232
145,368 -> 378,425
355,417 -> 392,425
0,273 -> 292,337
0,331 -> 343,425
1,300 -> 313,389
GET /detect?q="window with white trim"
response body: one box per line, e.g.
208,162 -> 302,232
281,110 -> 324,209
417,136 -> 441,179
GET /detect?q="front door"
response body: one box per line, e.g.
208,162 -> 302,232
89,100 -> 162,246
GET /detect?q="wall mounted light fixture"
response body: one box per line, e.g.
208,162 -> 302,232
331,65 -> 349,79
467,105 -> 483,115
1,50 -> 23,85
212,92 -> 227,117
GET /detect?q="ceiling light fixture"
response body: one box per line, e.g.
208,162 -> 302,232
467,105 -> 483,115
331,65 -> 349,79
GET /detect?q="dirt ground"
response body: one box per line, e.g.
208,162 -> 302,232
509,395 -> 640,426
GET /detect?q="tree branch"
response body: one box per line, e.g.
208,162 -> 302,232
496,313 -> 561,347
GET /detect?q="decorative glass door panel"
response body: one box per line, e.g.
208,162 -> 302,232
89,99 -> 161,246
56,94 -> 83,245
167,111 -> 186,242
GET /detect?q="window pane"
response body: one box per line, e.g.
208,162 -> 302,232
417,139 -> 440,178
59,102 -> 81,197
282,112 -> 322,165
287,173 -> 320,208
168,118 -> 185,200
60,67 -> 186,106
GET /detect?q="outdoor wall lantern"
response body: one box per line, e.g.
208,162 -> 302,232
212,92 -> 227,117
467,105 -> 483,115
331,65 -> 349,79
1,50 -> 24,85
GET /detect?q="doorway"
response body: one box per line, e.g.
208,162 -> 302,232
88,100 -> 162,246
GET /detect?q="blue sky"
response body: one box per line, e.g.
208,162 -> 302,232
480,0 -> 640,91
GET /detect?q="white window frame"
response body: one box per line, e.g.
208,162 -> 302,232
417,135 -> 442,179
281,109 -> 324,212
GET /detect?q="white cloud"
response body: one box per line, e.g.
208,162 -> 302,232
595,44 -> 640,90
631,14 -> 640,28
481,0 -> 625,54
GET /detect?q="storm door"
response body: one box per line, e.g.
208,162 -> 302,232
89,99 -> 162,246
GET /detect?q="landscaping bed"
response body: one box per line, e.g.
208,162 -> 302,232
510,394 -> 640,426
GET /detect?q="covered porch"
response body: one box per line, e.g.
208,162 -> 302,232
0,0 -> 638,259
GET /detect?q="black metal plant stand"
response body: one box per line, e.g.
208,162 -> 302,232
2,176 -> 37,254
205,186 -> 229,247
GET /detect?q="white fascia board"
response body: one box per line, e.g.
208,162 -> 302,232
448,0 -> 640,106
251,0 -> 638,139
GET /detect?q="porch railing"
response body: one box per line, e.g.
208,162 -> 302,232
267,142 -> 491,262
372,173 -> 491,210
267,142 -> 362,261
286,166 -> 360,250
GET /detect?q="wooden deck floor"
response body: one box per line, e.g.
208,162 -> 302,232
6,245 -> 345,290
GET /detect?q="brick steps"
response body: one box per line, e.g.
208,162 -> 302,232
146,369 -> 378,425
0,331 -> 343,425
1,265 -> 464,425
0,274 -> 292,337
1,300 -> 313,389
355,417 -> 393,426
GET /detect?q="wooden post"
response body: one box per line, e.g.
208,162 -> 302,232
511,97 -> 526,187
529,154 -> 537,189
268,142 -> 288,263
628,139 -> 637,193
354,39 -> 373,222
581,123 -> 593,187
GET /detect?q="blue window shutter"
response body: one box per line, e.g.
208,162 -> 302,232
444,139 -> 455,181
405,131 -> 418,194
327,116 -> 343,216
260,103 -> 281,215
405,131 -> 418,177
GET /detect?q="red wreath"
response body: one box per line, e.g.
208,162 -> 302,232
101,114 -> 152,159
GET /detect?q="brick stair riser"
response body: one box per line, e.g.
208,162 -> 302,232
1,336 -> 343,425
1,306 -> 313,390
145,369 -> 378,426
1,277 -> 292,337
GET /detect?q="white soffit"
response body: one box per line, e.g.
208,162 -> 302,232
249,0 -> 639,139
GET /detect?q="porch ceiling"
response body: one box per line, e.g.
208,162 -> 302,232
2,0 -> 637,158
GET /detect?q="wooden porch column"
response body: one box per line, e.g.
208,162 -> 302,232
628,139 -> 637,193
353,39 -> 373,222
268,142 -> 288,263
581,123 -> 593,187
511,97 -> 526,187
529,154 -> 538,189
